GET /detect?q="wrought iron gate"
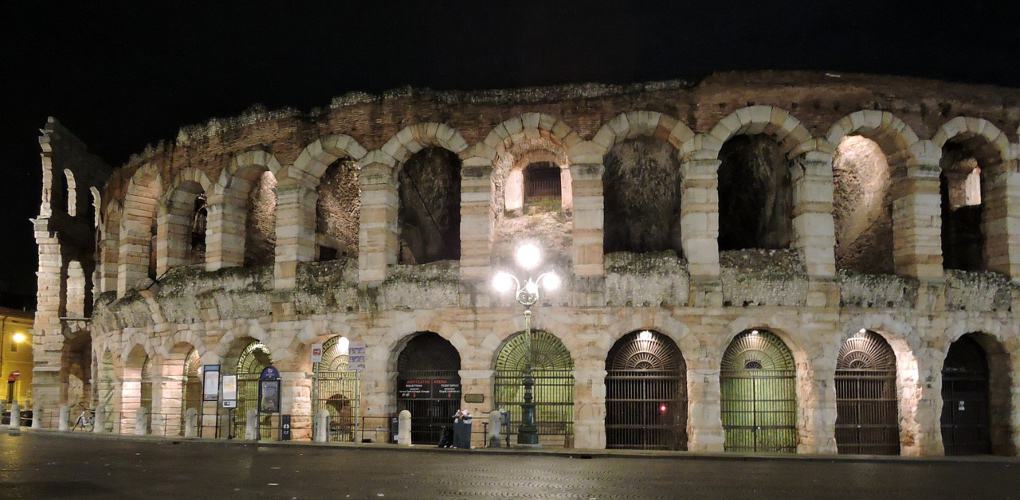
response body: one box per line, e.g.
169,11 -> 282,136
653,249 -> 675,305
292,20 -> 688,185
835,330 -> 899,455
494,330 -> 574,446
396,332 -> 461,445
233,341 -> 273,440
606,331 -> 687,450
720,330 -> 797,453
941,335 -> 991,455
313,336 -> 360,442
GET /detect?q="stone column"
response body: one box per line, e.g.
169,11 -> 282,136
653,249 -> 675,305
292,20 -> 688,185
157,359 -> 185,437
155,201 -> 191,276
893,161 -> 944,280
359,343 -> 393,423
982,166 -> 1020,280
459,161 -> 493,283
686,359 -> 725,452
572,362 -> 607,449
569,164 -> 604,278
204,193 -> 247,271
274,181 -> 318,289
280,370 -> 313,441
791,153 -> 837,279
358,163 -> 397,285
680,159 -> 722,306
32,219 -> 64,414
796,353 -> 839,454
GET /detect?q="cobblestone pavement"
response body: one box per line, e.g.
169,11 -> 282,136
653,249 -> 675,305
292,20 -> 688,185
1,432 -> 1018,499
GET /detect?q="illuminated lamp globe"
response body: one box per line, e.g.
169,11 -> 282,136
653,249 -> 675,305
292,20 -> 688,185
492,272 -> 515,293
542,272 -> 561,291
515,243 -> 542,270
11,332 -> 26,344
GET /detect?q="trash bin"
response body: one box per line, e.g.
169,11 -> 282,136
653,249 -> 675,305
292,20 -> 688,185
453,420 -> 472,449
389,416 -> 399,444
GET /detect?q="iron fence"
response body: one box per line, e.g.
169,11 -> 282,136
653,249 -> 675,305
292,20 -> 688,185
720,369 -> 797,453
493,368 -> 573,447
606,370 -> 686,450
835,369 -> 899,455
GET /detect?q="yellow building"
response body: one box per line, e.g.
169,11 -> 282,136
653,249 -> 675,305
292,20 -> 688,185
0,307 -> 34,407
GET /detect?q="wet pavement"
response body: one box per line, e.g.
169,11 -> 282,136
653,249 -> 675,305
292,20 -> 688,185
1,432 -> 1018,499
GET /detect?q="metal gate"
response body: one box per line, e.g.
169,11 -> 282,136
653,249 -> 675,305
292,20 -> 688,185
941,335 -> 991,455
234,341 -> 273,440
835,329 -> 899,455
494,330 -> 574,447
181,349 -> 202,436
606,330 -> 687,450
313,336 -> 360,442
720,330 -> 797,453
396,332 -> 461,445
139,355 -> 153,433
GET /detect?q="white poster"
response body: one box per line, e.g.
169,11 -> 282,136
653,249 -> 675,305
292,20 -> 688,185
310,343 -> 323,364
202,365 -> 220,401
349,343 -> 367,371
222,375 -> 237,408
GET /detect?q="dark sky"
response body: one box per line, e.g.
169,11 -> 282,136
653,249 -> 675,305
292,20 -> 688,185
1,1 -> 1016,306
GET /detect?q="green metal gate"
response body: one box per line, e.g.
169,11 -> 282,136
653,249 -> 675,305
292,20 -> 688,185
720,330 -> 797,453
234,341 -> 273,440
941,335 -> 991,455
494,330 -> 574,447
313,336 -> 360,442
835,330 -> 899,455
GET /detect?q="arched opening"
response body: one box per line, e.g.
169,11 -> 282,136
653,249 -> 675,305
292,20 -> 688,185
493,330 -> 574,447
833,136 -> 895,274
181,348 -> 202,436
835,329 -> 899,455
63,169 -> 78,217
230,339 -> 273,439
603,138 -> 683,255
395,332 -> 461,444
717,135 -> 793,251
315,159 -> 360,261
60,332 -> 92,413
165,180 -> 208,269
940,333 -> 1012,455
939,135 -> 999,272
720,329 -> 797,453
397,148 -> 461,264
245,171 -> 277,267
96,350 -> 115,432
121,346 -> 153,434
313,336 -> 359,442
522,162 -> 562,213
605,330 -> 687,450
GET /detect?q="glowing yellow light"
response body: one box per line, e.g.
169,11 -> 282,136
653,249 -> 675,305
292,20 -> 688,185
11,332 -> 26,344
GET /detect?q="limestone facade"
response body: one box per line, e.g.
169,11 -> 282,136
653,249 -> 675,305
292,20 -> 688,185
32,71 -> 1020,455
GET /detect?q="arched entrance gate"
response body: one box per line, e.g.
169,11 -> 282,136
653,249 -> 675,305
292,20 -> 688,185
234,341 -> 273,440
941,335 -> 991,455
720,330 -> 797,453
313,336 -> 360,442
494,330 -> 574,447
605,330 -> 687,450
396,332 -> 461,444
835,330 -> 899,455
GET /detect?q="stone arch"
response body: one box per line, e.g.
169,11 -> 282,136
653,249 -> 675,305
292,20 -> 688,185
159,168 -> 214,273
834,327 -> 903,455
161,340 -> 203,436
285,134 -> 368,189
89,187 -> 102,229
314,153 -> 361,261
390,331 -> 463,444
120,343 -> 155,434
380,123 -> 469,179
590,111 -> 695,157
118,164 -> 162,295
63,169 -> 78,217
940,330 -> 1014,455
697,105 -> 814,161
392,140 -> 464,264
211,150 -> 282,269
931,117 -> 1011,166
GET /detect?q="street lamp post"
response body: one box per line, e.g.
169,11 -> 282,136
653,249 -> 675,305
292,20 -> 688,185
492,242 -> 560,446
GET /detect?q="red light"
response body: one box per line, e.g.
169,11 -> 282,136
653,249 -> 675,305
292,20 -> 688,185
659,404 -> 667,414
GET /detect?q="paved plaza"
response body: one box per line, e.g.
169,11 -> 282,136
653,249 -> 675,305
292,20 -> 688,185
0,432 -> 1018,499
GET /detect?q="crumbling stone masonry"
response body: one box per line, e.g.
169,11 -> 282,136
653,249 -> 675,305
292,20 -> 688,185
33,71 -> 1020,455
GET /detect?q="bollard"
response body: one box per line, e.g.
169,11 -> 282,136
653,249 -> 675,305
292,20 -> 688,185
315,410 -> 328,443
487,410 -> 502,448
184,408 -> 198,438
58,405 -> 70,431
93,406 -> 106,433
397,410 -> 412,446
32,404 -> 43,429
134,408 -> 149,436
8,401 -> 20,432
245,409 -> 258,440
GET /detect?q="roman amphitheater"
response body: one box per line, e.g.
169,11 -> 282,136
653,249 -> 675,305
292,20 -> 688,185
31,71 -> 1020,456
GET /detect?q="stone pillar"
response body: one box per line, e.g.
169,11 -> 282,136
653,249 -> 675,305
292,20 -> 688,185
796,354 -> 839,454
315,410 -> 328,443
982,166 -> 1020,280
680,159 -> 721,305
32,219 -> 64,415
245,408 -> 258,440
8,401 -> 20,431
93,405 -> 106,433
59,405 -> 70,431
274,181 -> 317,289
117,212 -> 154,296
487,410 -> 502,447
459,161 -> 493,283
134,407 -> 149,435
572,363 -> 606,449
686,361 -> 725,452
359,344 -> 392,421
204,193 -> 247,271
569,164 -> 605,277
397,409 -> 411,446
280,370 -> 312,441
66,261 -> 86,318
457,369 -> 493,417
358,163 -> 397,285
156,193 -> 197,275
184,408 -> 198,438
893,161 -> 944,280
157,359 -> 185,437
32,404 -> 43,429
791,154 -> 837,279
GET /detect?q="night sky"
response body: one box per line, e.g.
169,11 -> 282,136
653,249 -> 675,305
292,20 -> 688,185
2,1 -> 1016,308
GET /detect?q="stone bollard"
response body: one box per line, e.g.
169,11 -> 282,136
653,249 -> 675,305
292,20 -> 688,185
32,404 -> 42,429
93,406 -> 106,433
396,410 -> 412,446
58,405 -> 70,431
314,410 -> 328,443
134,408 -> 149,436
8,401 -> 20,432
244,409 -> 258,440
184,408 -> 198,438
487,410 -> 502,448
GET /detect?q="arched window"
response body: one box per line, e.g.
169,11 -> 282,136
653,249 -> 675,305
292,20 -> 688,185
523,162 -> 562,212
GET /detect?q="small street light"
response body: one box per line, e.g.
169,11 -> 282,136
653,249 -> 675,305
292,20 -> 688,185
492,242 -> 559,446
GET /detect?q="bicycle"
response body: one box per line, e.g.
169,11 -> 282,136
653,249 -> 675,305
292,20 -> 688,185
71,404 -> 94,432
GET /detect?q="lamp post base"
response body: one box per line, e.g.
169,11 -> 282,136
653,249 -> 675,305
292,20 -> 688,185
517,402 -> 540,446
